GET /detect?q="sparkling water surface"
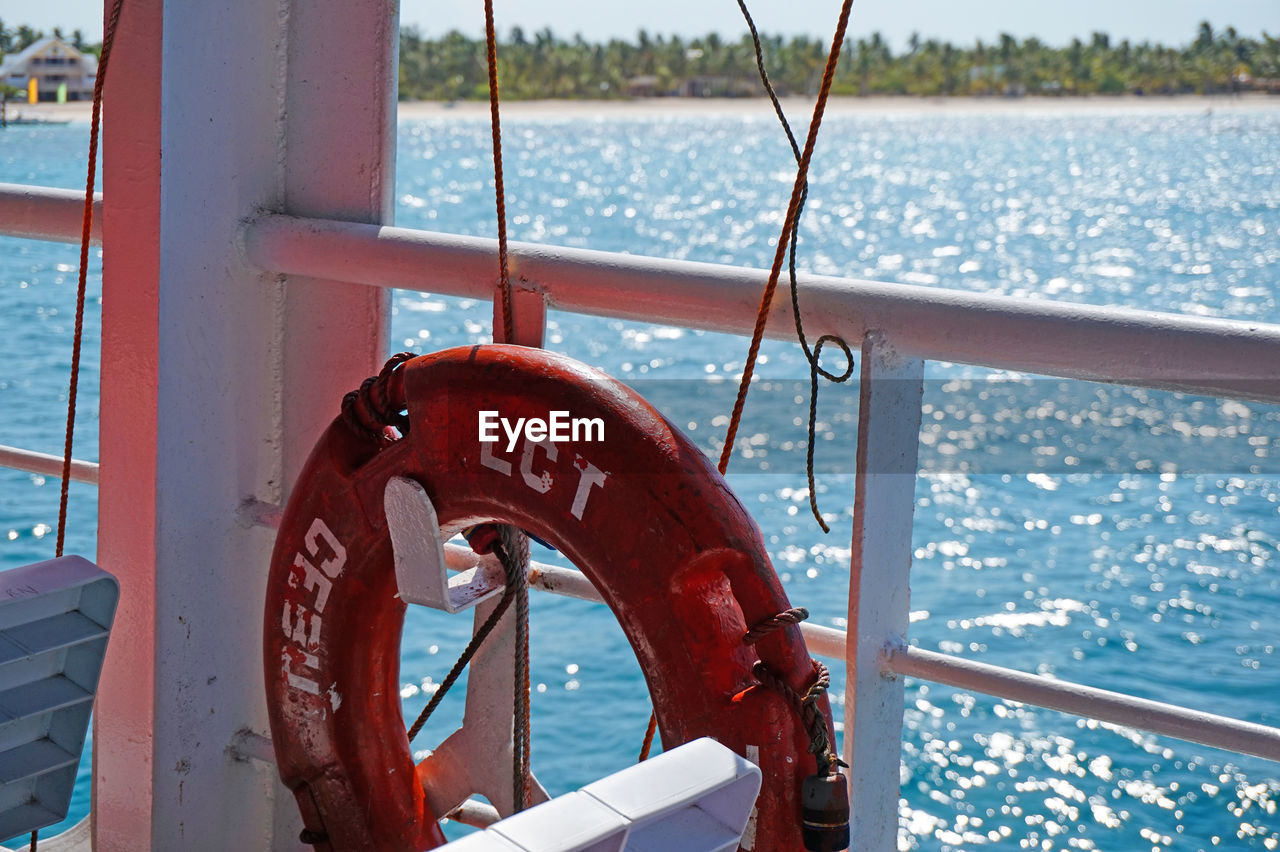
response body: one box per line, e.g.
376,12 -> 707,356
2,102 -> 1278,849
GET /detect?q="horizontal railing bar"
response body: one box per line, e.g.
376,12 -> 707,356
443,543 -> 848,655
238,519 -> 1280,764
244,214 -> 1280,403
883,642 -> 1280,764
0,444 -> 100,484
0,183 -> 103,245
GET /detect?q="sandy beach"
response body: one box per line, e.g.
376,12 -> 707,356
9,93 -> 1279,124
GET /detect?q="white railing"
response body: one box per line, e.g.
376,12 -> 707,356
0,182 -> 103,245
4,182 -> 1280,849
0,444 -> 99,484
241,214 -> 1280,402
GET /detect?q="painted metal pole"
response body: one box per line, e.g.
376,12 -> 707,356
0,444 -> 99,484
883,643 -> 1280,764
0,184 -> 101,244
494,286 -> 548,348
277,0 -> 397,487
96,0 -> 163,845
844,332 -> 923,851
95,0 -> 396,848
242,217 -> 1280,404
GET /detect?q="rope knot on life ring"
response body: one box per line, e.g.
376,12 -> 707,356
340,350 -> 413,440
264,345 -> 836,850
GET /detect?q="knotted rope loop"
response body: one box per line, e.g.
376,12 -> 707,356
340,352 -> 414,440
744,608 -> 844,775
742,606 -> 809,645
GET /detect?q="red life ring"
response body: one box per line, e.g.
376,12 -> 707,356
264,344 -> 831,850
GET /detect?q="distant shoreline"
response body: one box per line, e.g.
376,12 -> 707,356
11,93 -> 1278,123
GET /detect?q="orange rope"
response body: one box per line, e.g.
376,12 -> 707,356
484,0 -> 514,345
641,0 -> 858,766
55,0 -> 125,562
716,0 -> 856,478
637,713 -> 658,762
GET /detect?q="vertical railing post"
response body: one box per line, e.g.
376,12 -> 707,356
843,331 -> 923,850
493,285 -> 548,347
97,0 -> 162,846
95,0 -> 398,847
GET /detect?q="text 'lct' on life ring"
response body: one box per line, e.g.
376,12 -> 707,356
263,344 -> 835,850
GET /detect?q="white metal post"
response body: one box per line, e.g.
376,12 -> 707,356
493,286 -> 548,347
843,331 -> 923,850
148,0 -> 296,845
277,0 -> 398,486
94,0 -> 397,848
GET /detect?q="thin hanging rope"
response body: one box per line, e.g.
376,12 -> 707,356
481,3 -> 531,811
736,0 -> 855,534
716,0 -> 857,478
642,0 -> 858,764
409,7 -> 532,811
55,0 -> 125,561
637,713 -> 658,762
42,6 -> 127,850
484,0 -> 514,345
499,526 -> 533,811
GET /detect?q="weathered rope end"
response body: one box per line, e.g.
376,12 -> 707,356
744,608 -> 843,775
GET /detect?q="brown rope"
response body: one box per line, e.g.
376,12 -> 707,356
42,4 -> 127,850
717,0 -> 856,478
742,606 -> 809,645
498,525 -> 532,811
55,0 -> 126,560
641,0 -> 858,764
480,2 -> 533,812
744,609 -> 842,775
340,351 -> 413,440
637,713 -> 659,763
736,0 -> 855,534
483,0 -> 514,345
752,660 -> 839,773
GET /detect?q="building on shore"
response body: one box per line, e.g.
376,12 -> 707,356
0,37 -> 98,102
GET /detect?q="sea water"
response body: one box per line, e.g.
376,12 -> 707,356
1,102 -> 1278,850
